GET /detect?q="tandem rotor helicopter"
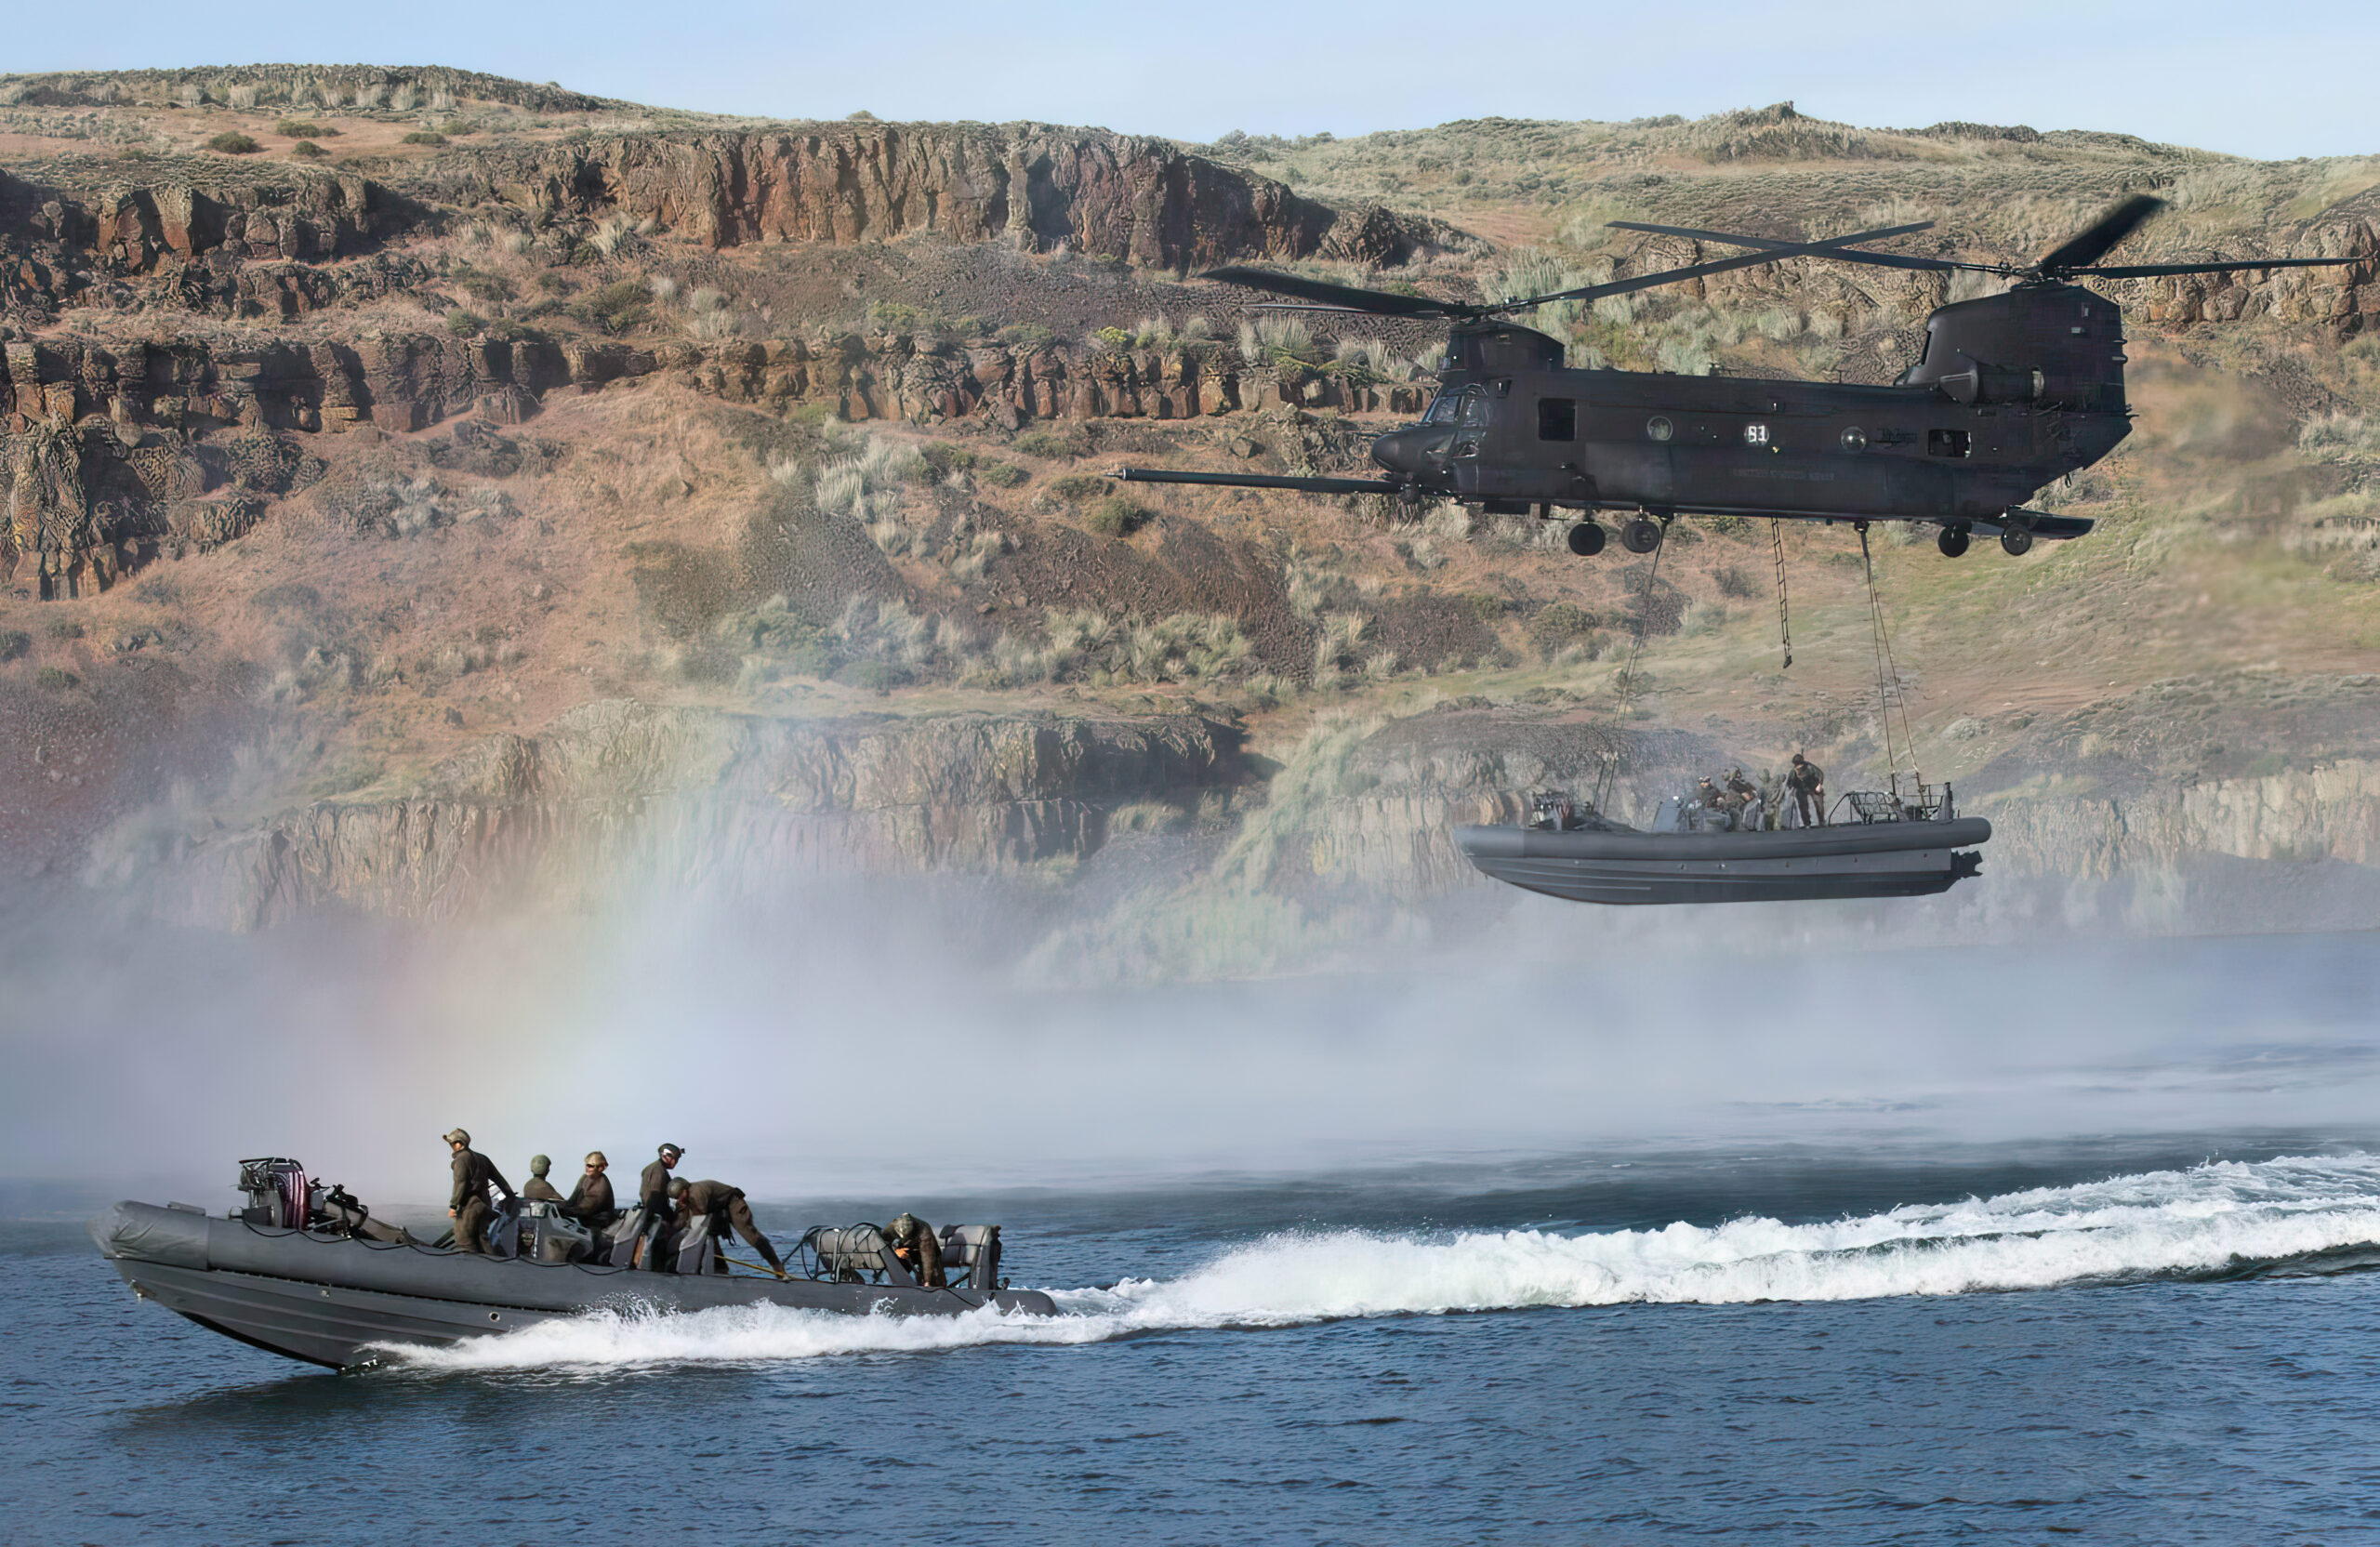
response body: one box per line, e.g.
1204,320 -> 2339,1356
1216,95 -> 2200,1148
1117,196 -> 2359,559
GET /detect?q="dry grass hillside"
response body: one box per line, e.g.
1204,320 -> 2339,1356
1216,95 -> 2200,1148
2,72 -> 2376,965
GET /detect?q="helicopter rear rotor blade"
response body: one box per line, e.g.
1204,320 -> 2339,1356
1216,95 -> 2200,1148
1202,223 -> 1964,322
2073,257 -> 2362,278
1501,224 -> 1959,312
1606,219 -> 1993,274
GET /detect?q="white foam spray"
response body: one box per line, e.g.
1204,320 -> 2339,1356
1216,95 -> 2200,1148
393,1152 -> 2380,1372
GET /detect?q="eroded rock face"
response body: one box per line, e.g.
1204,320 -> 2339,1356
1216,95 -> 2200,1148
444,125 -> 1446,270
92,704 -> 1249,929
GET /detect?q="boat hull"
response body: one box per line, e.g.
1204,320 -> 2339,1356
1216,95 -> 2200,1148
94,1201 -> 1058,1369
1455,817 -> 1992,906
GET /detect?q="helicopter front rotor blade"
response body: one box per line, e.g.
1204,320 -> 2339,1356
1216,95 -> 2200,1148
2035,194 -> 2167,274
1197,266 -> 1466,317
1605,219 -> 1934,251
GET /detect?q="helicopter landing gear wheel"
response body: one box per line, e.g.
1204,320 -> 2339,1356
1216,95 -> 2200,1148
1999,526 -> 2034,557
1937,526 -> 1971,558
1567,522 -> 1606,557
1620,517 -> 1664,555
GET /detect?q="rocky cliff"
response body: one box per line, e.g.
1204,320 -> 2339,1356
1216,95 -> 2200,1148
86,694 -> 2380,966
433,125 -> 1448,270
90,702 -> 1248,930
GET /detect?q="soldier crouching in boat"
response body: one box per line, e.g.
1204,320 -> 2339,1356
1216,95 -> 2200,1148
886,1212 -> 946,1288
1725,768 -> 1761,829
668,1177 -> 788,1278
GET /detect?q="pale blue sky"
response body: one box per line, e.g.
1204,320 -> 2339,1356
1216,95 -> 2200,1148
8,1 -> 2370,161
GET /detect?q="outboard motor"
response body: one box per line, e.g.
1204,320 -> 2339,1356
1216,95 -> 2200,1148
236,1157 -> 309,1228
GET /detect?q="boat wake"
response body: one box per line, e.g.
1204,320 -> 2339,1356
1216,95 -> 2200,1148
391,1153 -> 2380,1372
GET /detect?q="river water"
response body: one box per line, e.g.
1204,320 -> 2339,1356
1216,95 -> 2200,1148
7,927 -> 2380,1542
11,1140 -> 2380,1543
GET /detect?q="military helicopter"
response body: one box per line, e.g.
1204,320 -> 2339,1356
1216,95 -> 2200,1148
1116,196 -> 2357,558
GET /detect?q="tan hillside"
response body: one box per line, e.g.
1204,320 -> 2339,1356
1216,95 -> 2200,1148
2,71 -> 2376,977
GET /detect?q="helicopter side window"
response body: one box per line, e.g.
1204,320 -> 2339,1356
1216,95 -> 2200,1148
1928,429 -> 1972,458
1458,388 -> 1489,428
1537,398 -> 1577,442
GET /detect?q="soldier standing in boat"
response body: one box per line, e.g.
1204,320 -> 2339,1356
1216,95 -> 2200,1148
522,1155 -> 564,1204
444,1129 -> 517,1255
1788,754 -> 1827,827
641,1144 -> 684,1213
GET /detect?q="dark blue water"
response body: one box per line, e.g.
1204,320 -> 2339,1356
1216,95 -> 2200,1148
12,1143 -> 2380,1545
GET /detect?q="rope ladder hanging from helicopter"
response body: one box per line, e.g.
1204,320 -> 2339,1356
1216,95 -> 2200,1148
1767,518 -> 1792,670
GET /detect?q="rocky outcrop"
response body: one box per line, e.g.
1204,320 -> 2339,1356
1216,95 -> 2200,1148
0,162 -> 393,281
0,317 -> 1421,596
2,324 -> 1422,436
91,703 -> 1248,929
437,125 -> 1451,270
0,64 -> 615,114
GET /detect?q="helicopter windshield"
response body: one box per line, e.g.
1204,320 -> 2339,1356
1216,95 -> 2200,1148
1421,388 -> 1490,426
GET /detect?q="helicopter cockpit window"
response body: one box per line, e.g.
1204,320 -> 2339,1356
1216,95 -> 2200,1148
1537,398 -> 1577,442
1422,392 -> 1461,425
1457,388 -> 1489,427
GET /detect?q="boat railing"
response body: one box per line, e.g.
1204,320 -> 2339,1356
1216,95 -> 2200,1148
1841,780 -> 1958,824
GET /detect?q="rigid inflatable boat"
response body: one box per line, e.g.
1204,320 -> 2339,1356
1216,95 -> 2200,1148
93,1159 -> 1057,1370
1456,788 -> 1989,906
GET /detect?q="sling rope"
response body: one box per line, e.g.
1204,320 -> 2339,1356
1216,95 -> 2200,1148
1856,522 -> 1922,790
1591,524 -> 1666,813
1767,518 -> 1793,670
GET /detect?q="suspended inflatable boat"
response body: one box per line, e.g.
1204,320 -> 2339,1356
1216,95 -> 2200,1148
93,1158 -> 1057,1370
1456,788 -> 1989,906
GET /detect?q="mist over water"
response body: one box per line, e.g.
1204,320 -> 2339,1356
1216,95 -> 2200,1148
9,869 -> 2380,1545
5,858 -> 2376,1205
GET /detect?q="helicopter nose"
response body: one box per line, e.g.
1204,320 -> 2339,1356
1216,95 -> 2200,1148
1371,427 -> 1451,474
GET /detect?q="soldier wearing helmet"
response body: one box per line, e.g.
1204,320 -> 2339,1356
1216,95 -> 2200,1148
640,1144 -> 684,1215
668,1176 -> 787,1278
443,1128 -> 516,1255
1725,767 -> 1760,829
1788,753 -> 1827,827
563,1151 -> 618,1231
522,1154 -> 565,1205
885,1212 -> 946,1289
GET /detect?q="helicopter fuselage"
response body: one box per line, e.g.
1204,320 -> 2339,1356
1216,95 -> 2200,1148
1371,283 -> 2130,535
